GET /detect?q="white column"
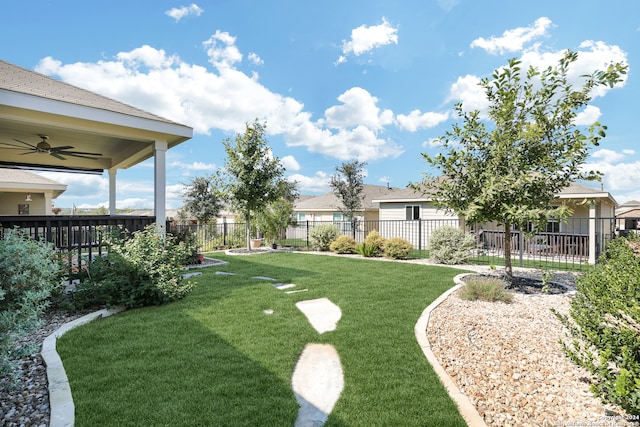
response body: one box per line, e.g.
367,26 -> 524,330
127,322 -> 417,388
44,192 -> 53,215
589,201 -> 597,265
108,168 -> 117,216
154,141 -> 168,239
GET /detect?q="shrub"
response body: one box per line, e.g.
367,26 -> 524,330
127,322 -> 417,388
0,227 -> 65,389
356,242 -> 376,257
364,231 -> 387,256
330,235 -> 357,254
554,236 -> 640,415
383,237 -> 413,259
170,227 -> 200,264
428,226 -> 476,264
309,224 -> 339,251
69,225 -> 195,309
458,276 -> 512,303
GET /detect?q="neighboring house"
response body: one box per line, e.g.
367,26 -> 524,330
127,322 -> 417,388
372,182 -> 618,264
293,184 -> 400,224
0,168 -> 66,215
615,200 -> 640,231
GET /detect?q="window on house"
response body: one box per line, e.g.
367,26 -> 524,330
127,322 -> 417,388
405,205 -> 420,220
293,212 -> 306,223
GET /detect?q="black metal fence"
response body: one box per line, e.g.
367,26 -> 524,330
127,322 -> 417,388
171,217 -> 621,270
1,215 -> 622,272
0,215 -> 155,273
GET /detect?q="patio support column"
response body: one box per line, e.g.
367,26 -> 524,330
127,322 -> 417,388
589,201 -> 597,265
153,140 -> 168,239
108,168 -> 117,216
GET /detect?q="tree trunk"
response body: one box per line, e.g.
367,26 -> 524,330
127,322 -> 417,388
246,211 -> 252,251
503,222 -> 513,283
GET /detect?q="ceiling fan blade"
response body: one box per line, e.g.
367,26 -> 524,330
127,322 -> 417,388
49,146 -> 75,152
57,152 -> 99,160
0,142 -> 34,150
59,150 -> 103,157
51,152 -> 66,160
12,138 -> 39,149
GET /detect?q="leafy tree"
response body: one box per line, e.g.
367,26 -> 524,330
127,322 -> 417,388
330,160 -> 366,230
218,119 -> 286,250
182,176 -> 223,224
414,51 -> 627,282
253,180 -> 299,245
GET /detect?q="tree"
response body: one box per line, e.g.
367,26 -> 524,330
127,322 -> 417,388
182,176 -> 223,224
414,51 -> 627,282
330,160 -> 366,224
253,180 -> 299,246
219,119 -> 286,250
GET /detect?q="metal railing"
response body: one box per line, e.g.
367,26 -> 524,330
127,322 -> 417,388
3,215 -> 622,272
0,215 -> 156,272
170,217 -> 620,270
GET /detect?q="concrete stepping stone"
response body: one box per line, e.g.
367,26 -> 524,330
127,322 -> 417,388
181,272 -> 202,279
252,276 -> 277,281
295,298 -> 341,334
292,343 -> 344,427
273,283 -> 296,290
286,289 -> 308,294
215,271 -> 235,275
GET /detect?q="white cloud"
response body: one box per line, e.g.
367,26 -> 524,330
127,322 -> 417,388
446,74 -> 489,115
437,0 -> 460,11
322,87 -> 393,131
396,110 -> 449,132
574,105 -> 601,126
422,138 -> 443,148
248,52 -> 264,66
470,17 -> 553,55
281,155 -> 301,171
287,171 -> 330,194
338,17 -> 398,63
204,30 -> 243,69
170,160 -> 216,171
591,149 -> 625,164
36,30 -> 405,166
583,149 -> 640,193
165,4 -> 204,22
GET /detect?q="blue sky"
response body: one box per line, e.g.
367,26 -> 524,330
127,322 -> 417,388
2,1 -> 638,209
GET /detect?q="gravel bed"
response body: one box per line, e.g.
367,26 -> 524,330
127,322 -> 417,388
0,310 -> 85,427
427,271 -> 633,427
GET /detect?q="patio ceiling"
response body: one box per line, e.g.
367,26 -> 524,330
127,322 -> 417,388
0,60 -> 192,174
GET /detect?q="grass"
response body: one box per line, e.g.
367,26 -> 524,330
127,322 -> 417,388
458,276 -> 513,303
57,252 -> 469,426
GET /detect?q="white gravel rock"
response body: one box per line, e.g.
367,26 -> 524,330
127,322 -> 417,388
426,284 -> 633,427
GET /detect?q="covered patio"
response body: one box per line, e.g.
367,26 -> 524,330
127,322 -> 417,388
0,59 -> 192,228
0,60 -> 193,268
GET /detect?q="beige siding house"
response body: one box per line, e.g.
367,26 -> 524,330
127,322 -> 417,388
0,168 -> 66,215
293,184 -> 400,223
372,182 -> 617,264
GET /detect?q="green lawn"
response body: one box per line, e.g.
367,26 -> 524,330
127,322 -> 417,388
57,252 -> 469,426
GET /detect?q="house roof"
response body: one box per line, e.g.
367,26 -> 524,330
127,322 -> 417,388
0,60 -> 181,126
372,181 -> 618,206
0,59 -> 192,173
294,184 -> 400,212
0,167 -> 67,198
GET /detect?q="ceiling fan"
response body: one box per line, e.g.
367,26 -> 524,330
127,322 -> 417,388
0,134 -> 103,161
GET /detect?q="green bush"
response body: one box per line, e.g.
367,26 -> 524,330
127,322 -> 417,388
383,237 -> 413,259
364,231 -> 387,256
69,225 -> 195,309
330,235 -> 356,254
0,227 -> 64,389
428,226 -> 476,264
459,276 -> 513,303
170,227 -> 200,264
309,224 -> 339,251
554,236 -> 640,415
356,242 -> 376,257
